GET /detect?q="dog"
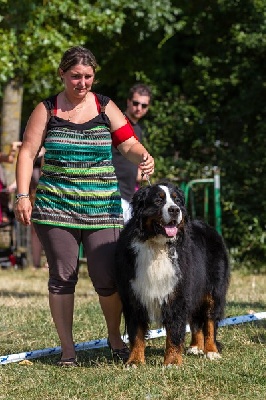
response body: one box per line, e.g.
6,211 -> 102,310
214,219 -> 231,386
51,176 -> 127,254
115,181 -> 230,366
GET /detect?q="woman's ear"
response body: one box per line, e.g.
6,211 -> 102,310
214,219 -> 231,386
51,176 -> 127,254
58,68 -> 64,82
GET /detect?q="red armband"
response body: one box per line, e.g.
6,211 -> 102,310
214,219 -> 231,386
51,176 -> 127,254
112,122 -> 138,148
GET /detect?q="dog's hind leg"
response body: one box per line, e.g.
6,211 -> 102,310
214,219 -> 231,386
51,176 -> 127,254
186,303 -> 206,356
203,319 -> 221,360
126,326 -> 146,366
202,294 -> 221,360
188,294 -> 221,358
187,325 -> 205,356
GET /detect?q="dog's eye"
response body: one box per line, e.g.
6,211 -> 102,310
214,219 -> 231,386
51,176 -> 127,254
172,191 -> 184,206
172,192 -> 179,203
155,198 -> 163,205
155,192 -> 165,205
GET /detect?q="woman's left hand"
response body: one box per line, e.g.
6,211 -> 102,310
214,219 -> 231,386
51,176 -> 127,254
139,152 -> 154,176
14,197 -> 32,226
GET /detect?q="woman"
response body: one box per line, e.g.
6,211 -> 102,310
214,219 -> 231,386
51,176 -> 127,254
15,46 -> 154,366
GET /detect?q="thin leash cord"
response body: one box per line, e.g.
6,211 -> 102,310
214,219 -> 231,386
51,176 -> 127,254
141,172 -> 152,186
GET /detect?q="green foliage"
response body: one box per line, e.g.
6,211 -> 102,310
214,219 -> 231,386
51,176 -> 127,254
1,0 -> 266,269
0,0 -> 182,93
142,0 -> 266,269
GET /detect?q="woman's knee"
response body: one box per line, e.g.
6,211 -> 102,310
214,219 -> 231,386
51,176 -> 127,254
82,228 -> 119,297
93,285 -> 117,297
48,277 -> 77,294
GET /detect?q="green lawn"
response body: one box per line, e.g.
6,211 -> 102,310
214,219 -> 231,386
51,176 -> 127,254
0,267 -> 265,400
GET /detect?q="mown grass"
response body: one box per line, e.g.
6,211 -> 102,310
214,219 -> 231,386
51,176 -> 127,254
0,267 -> 265,400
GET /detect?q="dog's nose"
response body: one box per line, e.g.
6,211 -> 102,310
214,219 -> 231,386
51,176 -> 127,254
168,205 -> 179,216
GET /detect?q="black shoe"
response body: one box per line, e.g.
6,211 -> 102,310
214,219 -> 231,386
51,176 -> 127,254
107,338 -> 130,363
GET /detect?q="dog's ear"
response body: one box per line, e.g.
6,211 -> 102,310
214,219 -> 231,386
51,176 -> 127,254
131,186 -> 150,218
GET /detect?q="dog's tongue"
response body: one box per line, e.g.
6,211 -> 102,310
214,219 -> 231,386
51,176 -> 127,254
164,225 -> 178,237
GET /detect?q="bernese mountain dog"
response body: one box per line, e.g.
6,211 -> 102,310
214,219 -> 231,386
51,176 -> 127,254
115,181 -> 230,366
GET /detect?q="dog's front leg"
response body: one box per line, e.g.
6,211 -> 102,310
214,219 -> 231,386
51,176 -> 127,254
126,326 -> 146,366
164,331 -> 183,366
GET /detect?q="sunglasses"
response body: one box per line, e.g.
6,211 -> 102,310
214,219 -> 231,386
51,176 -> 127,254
132,100 -> 149,109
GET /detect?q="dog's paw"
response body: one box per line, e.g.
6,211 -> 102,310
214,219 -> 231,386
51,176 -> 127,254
125,363 -> 138,369
205,351 -> 222,360
186,346 -> 204,356
162,363 -> 179,369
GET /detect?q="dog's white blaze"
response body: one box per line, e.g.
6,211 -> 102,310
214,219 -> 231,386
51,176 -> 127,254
131,239 -> 179,324
159,185 -> 183,224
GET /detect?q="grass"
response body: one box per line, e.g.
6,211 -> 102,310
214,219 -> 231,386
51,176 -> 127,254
0,267 -> 265,400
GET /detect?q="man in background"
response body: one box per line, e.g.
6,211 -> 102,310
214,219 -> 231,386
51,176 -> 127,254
112,83 -> 152,222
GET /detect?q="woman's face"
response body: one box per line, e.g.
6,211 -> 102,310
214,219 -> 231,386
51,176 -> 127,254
59,63 -> 95,98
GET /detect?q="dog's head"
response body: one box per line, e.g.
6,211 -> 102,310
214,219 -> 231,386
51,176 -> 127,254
130,181 -> 187,241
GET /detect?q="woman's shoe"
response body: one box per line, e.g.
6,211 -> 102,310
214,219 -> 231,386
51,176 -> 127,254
107,338 -> 130,363
57,357 -> 79,367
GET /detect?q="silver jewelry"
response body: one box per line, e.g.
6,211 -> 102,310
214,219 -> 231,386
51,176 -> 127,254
64,92 -> 87,122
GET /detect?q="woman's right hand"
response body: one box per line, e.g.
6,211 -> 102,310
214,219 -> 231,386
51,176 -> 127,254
14,197 -> 32,226
139,152 -> 155,176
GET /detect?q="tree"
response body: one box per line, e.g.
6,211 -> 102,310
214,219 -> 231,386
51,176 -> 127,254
1,0 -> 266,267
1,81 -> 23,183
143,0 -> 266,268
0,0 -> 182,182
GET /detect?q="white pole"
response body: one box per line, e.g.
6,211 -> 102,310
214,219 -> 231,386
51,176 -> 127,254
1,312 -> 265,365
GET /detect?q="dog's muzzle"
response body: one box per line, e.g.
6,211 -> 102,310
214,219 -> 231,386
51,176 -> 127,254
162,205 -> 182,237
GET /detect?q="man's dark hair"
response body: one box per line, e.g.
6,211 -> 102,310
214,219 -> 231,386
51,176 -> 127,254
128,83 -> 152,101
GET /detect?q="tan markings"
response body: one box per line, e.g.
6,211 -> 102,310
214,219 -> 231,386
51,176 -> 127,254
205,293 -> 215,311
189,329 -> 204,352
204,294 -> 219,354
126,327 -> 146,365
164,334 -> 183,365
204,319 -> 219,353
146,218 -> 153,231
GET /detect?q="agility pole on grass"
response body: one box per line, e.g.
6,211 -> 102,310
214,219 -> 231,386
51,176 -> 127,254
1,312 -> 265,365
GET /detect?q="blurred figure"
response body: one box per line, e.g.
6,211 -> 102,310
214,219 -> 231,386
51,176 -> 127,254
112,83 -> 152,222
0,145 -> 46,268
0,142 -> 21,223
0,141 -> 21,164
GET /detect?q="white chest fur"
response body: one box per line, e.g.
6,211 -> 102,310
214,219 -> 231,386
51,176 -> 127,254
130,238 -> 180,324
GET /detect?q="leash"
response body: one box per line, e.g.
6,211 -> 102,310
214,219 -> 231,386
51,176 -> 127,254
141,171 -> 152,186
140,154 -> 152,186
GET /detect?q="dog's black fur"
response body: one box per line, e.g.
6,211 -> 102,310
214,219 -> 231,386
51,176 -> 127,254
115,181 -> 230,366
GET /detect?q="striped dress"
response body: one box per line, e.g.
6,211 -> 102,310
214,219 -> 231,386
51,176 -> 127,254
31,93 -> 124,229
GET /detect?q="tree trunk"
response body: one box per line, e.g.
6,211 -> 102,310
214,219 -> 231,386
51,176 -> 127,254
1,79 -> 23,184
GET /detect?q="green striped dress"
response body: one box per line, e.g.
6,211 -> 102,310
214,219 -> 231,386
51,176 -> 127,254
31,93 -> 124,229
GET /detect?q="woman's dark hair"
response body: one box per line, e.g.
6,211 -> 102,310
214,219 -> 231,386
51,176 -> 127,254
59,46 -> 98,73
